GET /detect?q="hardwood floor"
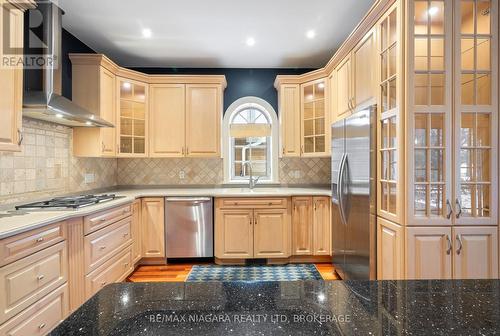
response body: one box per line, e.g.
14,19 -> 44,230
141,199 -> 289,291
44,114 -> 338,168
127,263 -> 340,282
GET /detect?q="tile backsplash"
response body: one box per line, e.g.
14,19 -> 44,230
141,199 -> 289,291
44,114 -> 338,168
0,118 -> 116,205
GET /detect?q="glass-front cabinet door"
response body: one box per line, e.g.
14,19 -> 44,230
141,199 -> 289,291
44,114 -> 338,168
117,78 -> 148,157
300,79 -> 329,156
454,0 -> 498,225
408,0 -> 453,225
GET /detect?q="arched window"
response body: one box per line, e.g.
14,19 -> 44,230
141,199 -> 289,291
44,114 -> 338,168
223,97 -> 279,183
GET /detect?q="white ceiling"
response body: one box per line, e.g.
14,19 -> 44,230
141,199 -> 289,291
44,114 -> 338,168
58,0 -> 375,68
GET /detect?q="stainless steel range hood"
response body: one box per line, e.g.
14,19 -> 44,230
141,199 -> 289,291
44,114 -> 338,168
23,1 -> 113,128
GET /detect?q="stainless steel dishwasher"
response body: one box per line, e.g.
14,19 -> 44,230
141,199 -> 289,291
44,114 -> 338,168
165,197 -> 213,258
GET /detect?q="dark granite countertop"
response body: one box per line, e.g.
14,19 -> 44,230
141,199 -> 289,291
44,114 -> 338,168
50,280 -> 500,335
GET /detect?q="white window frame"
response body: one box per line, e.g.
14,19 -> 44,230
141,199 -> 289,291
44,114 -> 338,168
222,96 -> 279,184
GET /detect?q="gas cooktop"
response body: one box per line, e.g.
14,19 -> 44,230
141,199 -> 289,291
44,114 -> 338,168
15,194 -> 120,210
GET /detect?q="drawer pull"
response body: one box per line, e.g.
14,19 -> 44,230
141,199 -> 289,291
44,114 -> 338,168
37,274 -> 45,281
124,262 -> 129,267
101,281 -> 107,287
268,202 -> 273,206
36,237 -> 44,243
123,233 -> 129,237
122,210 -> 129,215
39,323 -> 46,329
100,218 -> 108,222
99,246 -> 107,250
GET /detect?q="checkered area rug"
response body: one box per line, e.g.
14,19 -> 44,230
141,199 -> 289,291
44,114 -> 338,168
186,264 -> 322,282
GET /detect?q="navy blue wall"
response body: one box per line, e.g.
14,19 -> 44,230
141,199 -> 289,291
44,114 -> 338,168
61,30 -> 315,114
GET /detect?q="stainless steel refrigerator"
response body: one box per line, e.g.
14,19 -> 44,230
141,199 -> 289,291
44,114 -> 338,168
331,106 -> 377,280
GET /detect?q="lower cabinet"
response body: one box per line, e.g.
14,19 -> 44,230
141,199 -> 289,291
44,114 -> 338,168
141,198 -> 165,258
131,200 -> 142,264
216,209 -> 254,258
254,209 -> 290,258
292,196 -> 331,256
377,217 -> 404,280
406,226 -> 498,280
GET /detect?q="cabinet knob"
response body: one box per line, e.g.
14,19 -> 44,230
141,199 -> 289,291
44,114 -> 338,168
101,281 -> 107,287
39,323 -> 46,329
100,218 -> 108,222
35,237 -> 44,243
99,246 -> 106,250
37,274 -> 45,281
123,233 -> 129,238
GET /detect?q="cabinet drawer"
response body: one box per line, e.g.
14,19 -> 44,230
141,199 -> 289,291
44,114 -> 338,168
0,284 -> 68,336
84,203 -> 132,234
0,222 -> 66,267
0,242 -> 67,324
84,217 -> 132,273
85,246 -> 132,298
218,198 -> 288,209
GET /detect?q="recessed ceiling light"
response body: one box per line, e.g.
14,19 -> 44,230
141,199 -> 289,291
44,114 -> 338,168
55,113 -> 63,118
85,121 -> 93,126
306,30 -> 316,39
246,37 -> 256,47
142,28 -> 152,38
428,6 -> 439,15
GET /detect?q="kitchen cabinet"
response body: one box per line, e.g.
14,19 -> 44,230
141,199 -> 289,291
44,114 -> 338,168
216,209 -> 254,259
278,84 -> 301,157
0,1 -> 29,152
72,64 -> 116,157
353,27 -> 377,108
185,84 -> 222,157
301,79 -> 329,156
141,198 -> 165,258
149,84 -> 185,157
377,217 -> 404,280
334,54 -> 352,121
254,209 -> 290,258
312,197 -> 331,256
131,199 -> 142,264
117,78 -> 148,157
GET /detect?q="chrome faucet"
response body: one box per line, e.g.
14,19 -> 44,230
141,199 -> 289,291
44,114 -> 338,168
242,161 -> 260,189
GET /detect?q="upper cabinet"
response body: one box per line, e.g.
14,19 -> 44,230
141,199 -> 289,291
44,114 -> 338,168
278,84 -> 301,157
301,79 -> 329,156
333,54 -> 352,121
69,54 -> 226,158
0,1 -> 33,152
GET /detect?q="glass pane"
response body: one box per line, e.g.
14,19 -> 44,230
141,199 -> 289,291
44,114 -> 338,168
461,1 -> 475,34
476,113 -> 490,146
461,113 -> 475,146
414,74 -> 428,105
134,85 -> 146,102
389,45 -> 397,77
251,148 -> 267,161
460,185 -> 473,217
389,117 -> 397,148
389,150 -> 397,180
304,102 -> 314,119
430,73 -> 445,105
315,136 -> 325,153
120,118 -> 133,136
476,73 -> 491,105
381,18 -> 388,50
234,146 -> 243,161
134,103 -> 145,120
415,149 -> 427,182
460,149 -> 474,182
429,184 -> 444,216
414,184 -> 427,216
476,1 -> 491,34
429,1 -> 444,35
461,73 -> 475,105
389,10 -> 397,45
235,162 -> 243,177
476,39 -> 490,70
430,149 -> 443,182
134,119 -> 145,137
253,162 -> 267,177
381,51 -> 388,81
389,183 -> 397,213
381,119 -> 389,148
461,38 -> 475,71
414,38 -> 428,71
382,151 -> 389,180
415,114 -> 427,146
414,1 -> 429,35
381,83 -> 388,112
304,85 -> 314,102
389,78 -> 397,109
476,184 -> 490,217
120,137 -> 132,153
315,82 -> 325,99
304,137 -> 314,153
121,101 -> 133,118
381,182 -> 388,211
315,102 -> 325,118
304,120 -> 314,136
430,38 -> 444,71
430,114 -> 444,146
315,118 -> 325,135
476,149 -> 490,182
120,81 -> 133,100
133,138 -> 145,154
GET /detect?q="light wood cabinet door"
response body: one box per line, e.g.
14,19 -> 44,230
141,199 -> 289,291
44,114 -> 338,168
149,84 -> 186,157
253,209 -> 290,258
279,84 -> 301,157
99,68 -> 116,156
313,197 -> 331,256
185,84 -> 221,157
131,200 -> 142,264
352,27 -> 376,108
334,54 -> 352,121
292,197 -> 313,255
406,226 -> 452,280
141,198 -> 165,258
301,79 -> 329,157
376,217 -> 404,280
0,4 -> 23,152
215,209 -> 254,259
453,226 -> 498,279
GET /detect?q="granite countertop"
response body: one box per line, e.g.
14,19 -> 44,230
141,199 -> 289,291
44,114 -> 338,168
0,187 -> 330,239
50,279 -> 500,335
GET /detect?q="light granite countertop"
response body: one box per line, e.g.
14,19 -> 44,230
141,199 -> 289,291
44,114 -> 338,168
0,187 -> 330,239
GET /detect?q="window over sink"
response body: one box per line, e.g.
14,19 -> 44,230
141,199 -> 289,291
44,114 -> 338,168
223,97 -> 279,184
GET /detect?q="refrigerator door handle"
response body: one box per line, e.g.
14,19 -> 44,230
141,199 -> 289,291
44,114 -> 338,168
338,153 -> 347,226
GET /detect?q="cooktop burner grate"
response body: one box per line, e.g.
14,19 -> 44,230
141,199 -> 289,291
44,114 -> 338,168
15,194 -> 118,210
